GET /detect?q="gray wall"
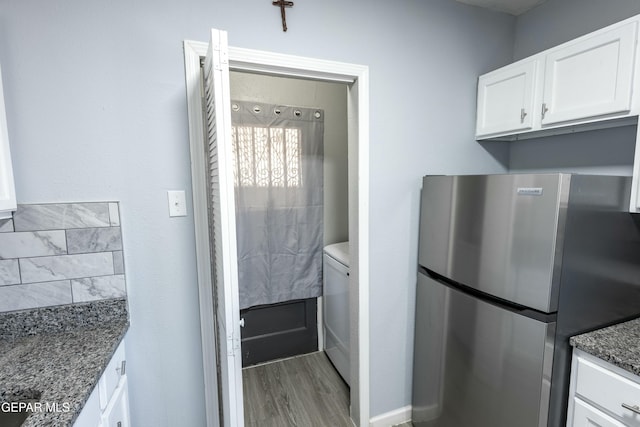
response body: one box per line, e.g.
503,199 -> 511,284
229,71 -> 349,246
365,4 -> 512,415
514,0 -> 640,60
0,0 -> 514,423
509,0 -> 640,176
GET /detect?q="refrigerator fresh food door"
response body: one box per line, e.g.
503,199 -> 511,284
419,173 -> 569,313
412,272 -> 555,427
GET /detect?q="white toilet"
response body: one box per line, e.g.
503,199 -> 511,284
323,241 -> 350,385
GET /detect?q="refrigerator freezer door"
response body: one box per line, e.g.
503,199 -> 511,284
419,174 -> 569,313
412,272 -> 555,427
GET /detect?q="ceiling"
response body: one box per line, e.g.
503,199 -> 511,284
455,0 -> 548,16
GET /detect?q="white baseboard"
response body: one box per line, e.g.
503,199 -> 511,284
369,405 -> 412,427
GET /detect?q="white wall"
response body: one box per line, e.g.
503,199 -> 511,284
0,0 -> 514,423
509,0 -> 640,176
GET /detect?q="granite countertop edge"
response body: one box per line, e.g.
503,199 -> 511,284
0,298 -> 129,427
570,316 -> 640,377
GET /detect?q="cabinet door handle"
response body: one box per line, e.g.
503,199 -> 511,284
622,403 -> 640,415
541,103 -> 549,119
116,360 -> 126,376
520,108 -> 527,123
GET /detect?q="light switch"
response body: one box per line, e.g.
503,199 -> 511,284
167,190 -> 187,217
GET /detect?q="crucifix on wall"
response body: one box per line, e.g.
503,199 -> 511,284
272,0 -> 294,32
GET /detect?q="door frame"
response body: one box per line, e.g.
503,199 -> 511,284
183,40 -> 370,426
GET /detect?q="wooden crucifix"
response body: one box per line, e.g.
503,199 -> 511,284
272,0 -> 294,32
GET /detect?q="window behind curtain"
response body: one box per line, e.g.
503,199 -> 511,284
231,126 -> 302,188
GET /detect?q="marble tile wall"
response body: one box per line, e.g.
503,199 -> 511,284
0,202 -> 126,312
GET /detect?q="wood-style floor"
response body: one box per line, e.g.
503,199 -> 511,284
242,351 -> 353,427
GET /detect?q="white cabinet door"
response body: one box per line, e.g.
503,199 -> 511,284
542,22 -> 638,126
101,377 -> 130,427
476,60 -> 537,138
74,386 -> 102,427
0,64 -> 16,219
74,339 -> 128,427
571,398 -> 625,427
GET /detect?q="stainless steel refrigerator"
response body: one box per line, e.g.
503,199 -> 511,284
412,173 -> 640,427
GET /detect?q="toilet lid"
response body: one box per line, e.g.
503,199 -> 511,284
324,241 -> 349,267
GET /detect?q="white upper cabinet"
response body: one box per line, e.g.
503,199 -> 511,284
541,22 -> 638,127
0,64 -> 16,220
475,15 -> 640,212
476,16 -> 640,140
476,60 -> 538,138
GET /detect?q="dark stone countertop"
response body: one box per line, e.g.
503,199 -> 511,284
0,299 -> 129,426
570,316 -> 640,377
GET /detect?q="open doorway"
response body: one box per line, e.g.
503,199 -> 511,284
230,71 -> 348,369
230,71 -> 352,423
183,38 -> 370,427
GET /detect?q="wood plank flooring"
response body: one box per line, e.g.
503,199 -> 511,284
243,351 -> 353,427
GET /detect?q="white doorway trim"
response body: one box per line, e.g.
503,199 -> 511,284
183,39 -> 370,427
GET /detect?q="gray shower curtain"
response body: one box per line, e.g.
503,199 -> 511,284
230,100 -> 324,309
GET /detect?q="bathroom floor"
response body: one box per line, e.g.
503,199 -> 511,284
242,351 -> 352,427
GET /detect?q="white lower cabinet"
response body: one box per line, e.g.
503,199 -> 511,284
568,349 -> 640,427
573,398 -> 626,427
73,385 -> 102,427
74,340 -> 130,427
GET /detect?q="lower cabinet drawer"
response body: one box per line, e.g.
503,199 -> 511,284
575,356 -> 640,426
573,398 -> 626,427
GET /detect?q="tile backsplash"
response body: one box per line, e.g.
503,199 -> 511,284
0,202 -> 126,312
